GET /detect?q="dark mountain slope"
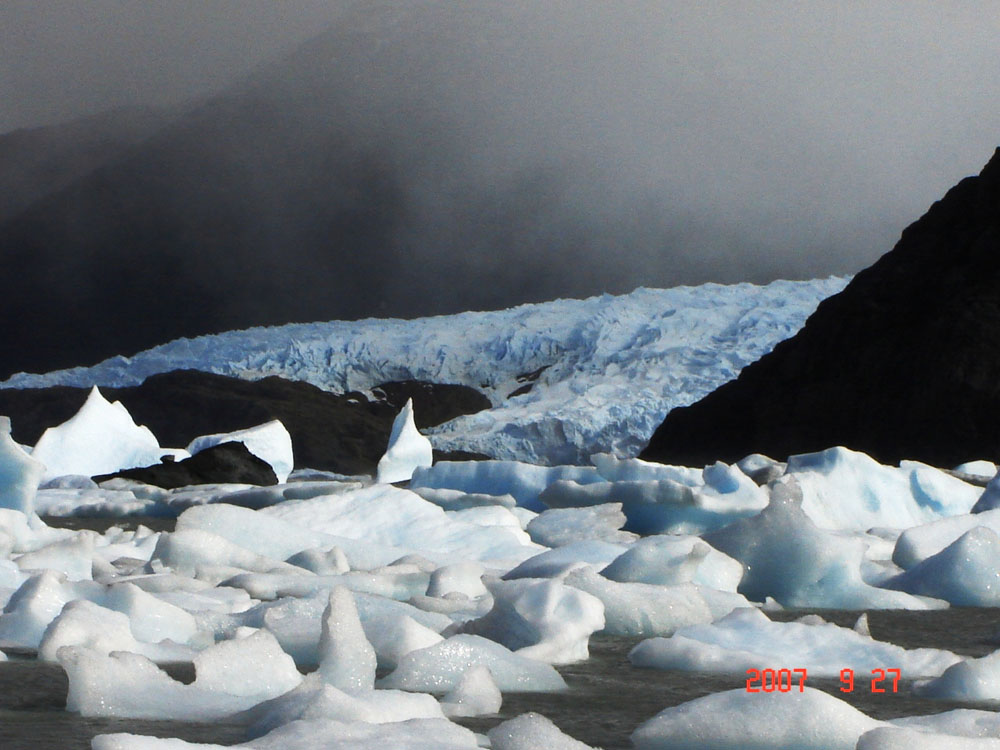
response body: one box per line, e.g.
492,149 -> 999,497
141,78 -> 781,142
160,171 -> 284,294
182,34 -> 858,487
0,1 -> 681,379
0,106 -> 169,223
641,147 -> 1000,468
0,370 -> 490,475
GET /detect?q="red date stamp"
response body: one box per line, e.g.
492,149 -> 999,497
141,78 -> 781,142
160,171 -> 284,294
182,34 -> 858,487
745,668 -> 902,693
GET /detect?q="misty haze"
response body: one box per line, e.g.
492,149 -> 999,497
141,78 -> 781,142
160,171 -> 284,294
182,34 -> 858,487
0,1 -> 998,378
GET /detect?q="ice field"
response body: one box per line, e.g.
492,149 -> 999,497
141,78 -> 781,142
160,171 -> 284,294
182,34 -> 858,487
5,378 -> 1000,749
0,278 -> 848,465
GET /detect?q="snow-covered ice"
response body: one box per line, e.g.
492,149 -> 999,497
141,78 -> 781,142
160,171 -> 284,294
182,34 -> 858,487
1,279 -> 848,465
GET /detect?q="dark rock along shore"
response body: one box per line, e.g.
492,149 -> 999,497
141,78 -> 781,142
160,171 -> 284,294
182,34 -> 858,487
642,147 -> 1000,468
0,369 -> 491,476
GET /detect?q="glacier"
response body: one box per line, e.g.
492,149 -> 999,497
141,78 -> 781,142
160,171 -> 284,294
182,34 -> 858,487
1,279 -> 848,465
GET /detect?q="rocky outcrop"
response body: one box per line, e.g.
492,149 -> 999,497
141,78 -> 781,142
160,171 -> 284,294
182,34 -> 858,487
94,441 -> 278,488
0,370 -> 490,475
641,148 -> 1000,468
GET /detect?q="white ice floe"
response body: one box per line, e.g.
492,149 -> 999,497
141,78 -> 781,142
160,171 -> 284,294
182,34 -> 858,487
786,447 -> 981,531
0,417 -> 44,515
463,577 -> 605,664
631,687 -> 882,750
31,387 -> 164,481
890,708 -> 1000,738
563,568 -> 716,636
440,664 -> 502,718
259,484 -> 541,566
628,606 -> 960,678
376,398 -> 433,483
538,461 -> 767,535
525,503 -> 637,547
892,509 -> 1000,569
187,420 -> 294,483
857,726 -> 1000,749
915,649 -> 1000,702
489,712 -> 596,749
378,633 -> 567,693
59,627 -> 301,720
411,461 -> 603,512
885,526 -> 1000,606
600,534 -> 743,591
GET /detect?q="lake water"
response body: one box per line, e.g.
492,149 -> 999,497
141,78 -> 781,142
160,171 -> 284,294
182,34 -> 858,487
3,606 -> 998,749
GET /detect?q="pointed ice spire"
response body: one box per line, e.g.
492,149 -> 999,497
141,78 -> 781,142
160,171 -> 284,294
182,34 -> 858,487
376,398 -> 433,483
316,586 -> 376,693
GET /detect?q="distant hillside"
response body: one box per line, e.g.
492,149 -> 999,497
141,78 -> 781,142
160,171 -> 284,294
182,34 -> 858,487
0,1 -> 705,379
641,148 -> 1000,468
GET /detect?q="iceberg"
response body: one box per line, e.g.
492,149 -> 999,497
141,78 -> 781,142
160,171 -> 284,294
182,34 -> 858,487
31,387 -> 164,481
376,398 -> 433,483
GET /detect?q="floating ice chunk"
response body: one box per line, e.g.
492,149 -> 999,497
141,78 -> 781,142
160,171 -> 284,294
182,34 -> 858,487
464,578 -> 604,664
193,627 -> 301,698
591,453 -> 702,484
857,726 -> 1000,749
704,476 -> 944,609
256,589 -> 446,668
286,547 -> 350,575
187,420 -> 293,483
885,527 -> 1000,606
441,665 -> 502,718
60,628 -> 300,720
631,687 -> 882,750
955,460 -> 998,477
411,486 -> 518,510
973,472 -> 1000,512
362,614 -> 444,672
628,607 -> 960,678
376,399 -> 433,484
489,712 -> 595,749
245,679 -> 446,736
427,562 -> 488,599
504,541 -> 629,580
16,531 -> 96,580
411,461 -> 603,511
892,510 -> 1000,569
153,528 -> 303,581
526,504 -> 637,546
915,648 -> 1000,702
177,504 -> 344,564
0,570 -> 77,647
785,447 -> 979,530
891,708 -> 1000,738
260,484 -> 540,566
31,387 -> 163,481
378,633 -> 567,693
564,568 -> 713,637
103,582 -> 199,645
601,534 -> 743,591
254,717 -> 481,750
538,476 -> 764,536
0,417 -> 44,514
38,600 -> 192,662
316,587 -> 376,693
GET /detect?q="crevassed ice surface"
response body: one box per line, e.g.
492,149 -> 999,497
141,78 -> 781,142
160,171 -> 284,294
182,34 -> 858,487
0,279 -> 849,465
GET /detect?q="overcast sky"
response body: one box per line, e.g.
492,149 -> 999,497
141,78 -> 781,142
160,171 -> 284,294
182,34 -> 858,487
1,1 -> 999,284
